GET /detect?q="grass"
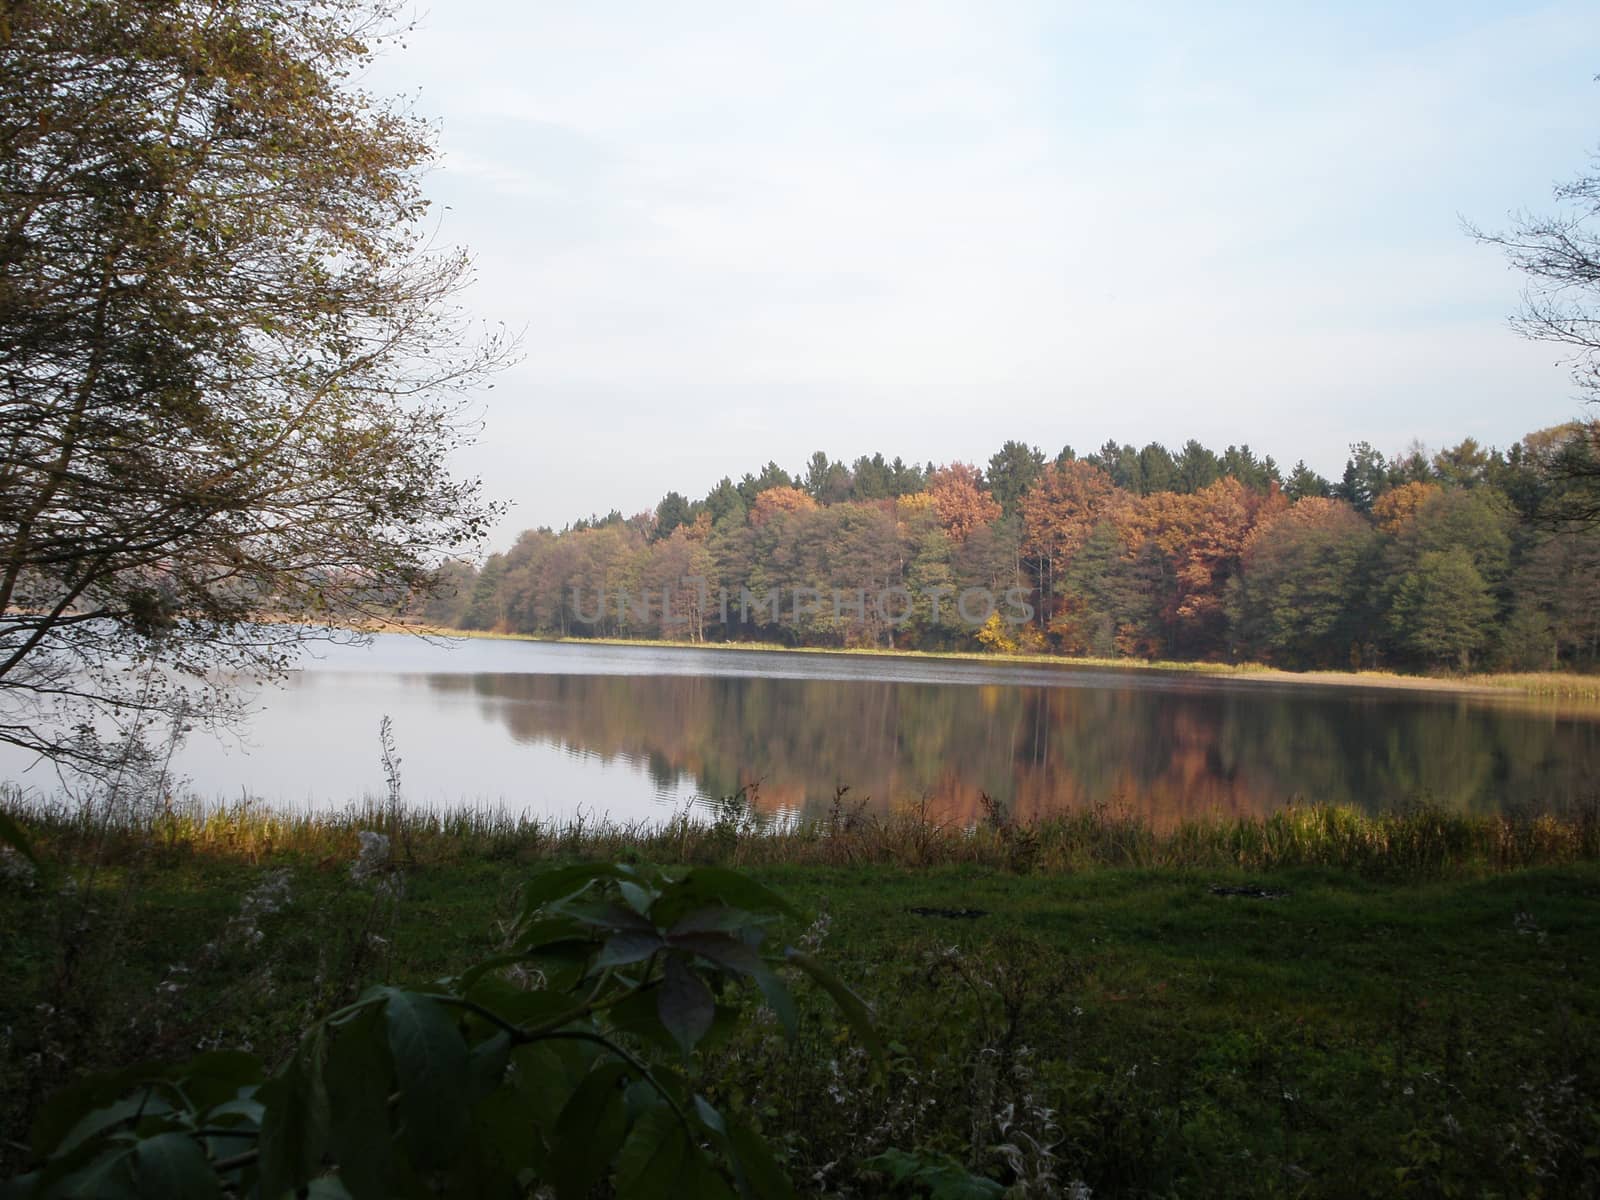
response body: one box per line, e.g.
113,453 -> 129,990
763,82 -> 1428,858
7,791 -> 1599,876
2,800 -> 1598,1196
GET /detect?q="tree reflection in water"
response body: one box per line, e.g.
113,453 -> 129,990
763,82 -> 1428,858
422,672 -> 1596,827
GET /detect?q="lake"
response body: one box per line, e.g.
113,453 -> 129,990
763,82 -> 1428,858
5,635 -> 1597,825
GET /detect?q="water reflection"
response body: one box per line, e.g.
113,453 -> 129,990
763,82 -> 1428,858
5,636 -> 1594,824
422,670 -> 1598,825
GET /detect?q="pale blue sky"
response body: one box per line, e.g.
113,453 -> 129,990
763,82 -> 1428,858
367,1 -> 1600,541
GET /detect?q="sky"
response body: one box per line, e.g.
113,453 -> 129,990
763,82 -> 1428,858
363,0 -> 1600,545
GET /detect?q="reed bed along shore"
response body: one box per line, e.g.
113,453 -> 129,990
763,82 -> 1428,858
8,790 -> 1597,878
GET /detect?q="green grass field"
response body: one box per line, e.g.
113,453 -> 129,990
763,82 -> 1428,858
2,801 -> 1597,1197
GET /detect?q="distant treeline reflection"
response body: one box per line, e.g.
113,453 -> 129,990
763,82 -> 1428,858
420,672 -> 1596,824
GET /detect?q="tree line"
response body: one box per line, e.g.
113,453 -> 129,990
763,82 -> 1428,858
416,425 -> 1600,674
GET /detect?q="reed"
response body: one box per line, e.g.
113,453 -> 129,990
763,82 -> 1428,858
6,788 -> 1595,878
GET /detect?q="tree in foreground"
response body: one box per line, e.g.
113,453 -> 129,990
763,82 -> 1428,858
1471,117 -> 1600,527
0,0 -> 513,773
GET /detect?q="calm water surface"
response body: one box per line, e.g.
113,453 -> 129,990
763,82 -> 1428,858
8,636 -> 1598,824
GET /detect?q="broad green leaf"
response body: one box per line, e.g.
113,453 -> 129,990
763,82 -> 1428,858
56,1096 -> 155,1157
203,1097 -> 264,1126
726,1115 -> 797,1200
618,880 -> 657,916
257,1028 -> 330,1200
666,931 -> 763,976
785,949 -> 885,1060
462,975 -> 575,1030
748,963 -> 798,1038
382,989 -> 470,1169
468,1031 -> 512,1103
325,1006 -> 395,1200
593,930 -> 665,969
613,1105 -> 689,1200
33,1065 -> 163,1157
38,1144 -> 140,1200
173,1052 -> 263,1112
657,955 -> 715,1056
667,907 -> 759,937
606,989 -> 684,1055
131,1133 -> 220,1200
514,915 -> 596,947
513,1040 -> 602,1129
656,868 -> 799,923
517,863 -> 630,922
472,1082 -> 549,1178
456,951 -> 540,992
555,899 -> 657,934
546,1062 -> 629,1200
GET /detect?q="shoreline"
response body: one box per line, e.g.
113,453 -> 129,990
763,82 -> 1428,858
342,619 -> 1600,700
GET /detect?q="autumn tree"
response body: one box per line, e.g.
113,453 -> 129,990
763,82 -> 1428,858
926,463 -> 1001,543
0,0 -> 513,771
1019,460 -> 1125,634
1371,482 -> 1441,535
748,485 -> 819,527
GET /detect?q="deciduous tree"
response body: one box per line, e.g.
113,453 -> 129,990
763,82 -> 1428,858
0,0 -> 512,770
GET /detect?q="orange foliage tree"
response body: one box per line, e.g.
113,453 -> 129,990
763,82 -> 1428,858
926,463 -> 1002,542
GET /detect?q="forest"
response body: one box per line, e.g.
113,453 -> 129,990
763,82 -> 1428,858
419,426 -> 1600,674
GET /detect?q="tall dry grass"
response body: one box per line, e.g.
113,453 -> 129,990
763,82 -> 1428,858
5,786 -> 1596,878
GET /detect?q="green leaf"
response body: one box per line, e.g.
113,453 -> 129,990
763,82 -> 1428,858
546,1062 -> 629,1200
382,989 -> 470,1169
324,1006 -> 394,1200
657,869 -> 799,924
618,880 -> 657,916
557,899 -> 657,934
56,1096 -> 155,1157
748,964 -> 798,1038
785,949 -> 885,1060
657,955 -> 715,1056
726,1115 -> 797,1200
131,1133 -> 220,1200
614,1106 -> 689,1200
594,930 -> 665,969
517,863 -> 631,923
39,1145 -> 140,1200
0,809 -> 39,867
667,931 -> 763,976
462,974 -> 576,1030
472,1082 -> 548,1178
468,1031 -> 512,1103
173,1052 -> 263,1113
32,1065 -> 162,1157
606,989 -> 684,1055
257,1028 -> 330,1200
667,907 -> 760,937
